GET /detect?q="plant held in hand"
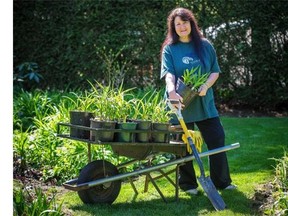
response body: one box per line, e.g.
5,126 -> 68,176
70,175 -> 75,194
182,66 -> 210,91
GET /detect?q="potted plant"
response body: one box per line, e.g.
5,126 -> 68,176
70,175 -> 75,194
69,110 -> 95,139
150,92 -> 172,143
64,91 -> 96,139
113,90 -> 137,142
90,98 -> 117,142
176,66 -> 210,108
89,82 -> 117,142
130,97 -> 152,143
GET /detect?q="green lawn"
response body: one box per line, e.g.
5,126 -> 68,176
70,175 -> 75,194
58,117 -> 288,216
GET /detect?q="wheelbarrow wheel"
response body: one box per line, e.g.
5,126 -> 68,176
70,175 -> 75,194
77,160 -> 121,204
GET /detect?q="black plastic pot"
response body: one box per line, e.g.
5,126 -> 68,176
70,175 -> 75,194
115,122 -> 138,142
70,111 -> 94,139
176,79 -> 198,108
90,119 -> 116,142
152,122 -> 170,143
134,120 -> 152,143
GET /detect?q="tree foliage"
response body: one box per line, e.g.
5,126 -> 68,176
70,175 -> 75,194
13,0 -> 288,111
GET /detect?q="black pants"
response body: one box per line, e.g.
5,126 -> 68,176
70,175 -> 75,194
179,117 -> 232,190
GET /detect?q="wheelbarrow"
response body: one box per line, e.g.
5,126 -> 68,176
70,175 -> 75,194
56,112 -> 240,207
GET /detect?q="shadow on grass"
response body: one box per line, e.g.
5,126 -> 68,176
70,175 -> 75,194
69,188 -> 254,216
220,189 -> 256,215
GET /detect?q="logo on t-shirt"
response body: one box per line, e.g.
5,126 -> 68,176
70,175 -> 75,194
182,56 -> 200,65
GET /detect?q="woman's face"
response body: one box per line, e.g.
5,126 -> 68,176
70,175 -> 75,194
174,16 -> 191,42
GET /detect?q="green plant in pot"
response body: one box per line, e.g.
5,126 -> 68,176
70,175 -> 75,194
90,100 -> 117,142
176,66 -> 210,108
94,84 -> 118,121
91,82 -> 136,143
150,91 -> 172,143
89,82 -> 118,142
114,90 -> 137,143
64,90 -> 97,139
130,97 -> 153,143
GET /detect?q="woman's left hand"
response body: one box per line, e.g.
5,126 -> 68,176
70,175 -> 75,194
198,84 -> 208,96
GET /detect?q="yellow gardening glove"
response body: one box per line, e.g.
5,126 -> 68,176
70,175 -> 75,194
182,130 -> 203,154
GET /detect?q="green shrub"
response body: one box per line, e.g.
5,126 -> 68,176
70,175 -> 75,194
267,150 -> 288,215
13,181 -> 64,216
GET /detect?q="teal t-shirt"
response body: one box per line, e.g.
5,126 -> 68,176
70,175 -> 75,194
161,39 -> 221,123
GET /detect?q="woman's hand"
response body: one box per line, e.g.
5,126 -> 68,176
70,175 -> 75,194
165,72 -> 184,109
198,84 -> 208,96
198,72 -> 219,96
168,91 -> 184,109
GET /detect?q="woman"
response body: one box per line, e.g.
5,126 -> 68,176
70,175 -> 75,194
160,7 -> 236,195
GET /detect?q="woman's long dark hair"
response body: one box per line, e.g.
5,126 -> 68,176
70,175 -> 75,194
160,7 -> 205,64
